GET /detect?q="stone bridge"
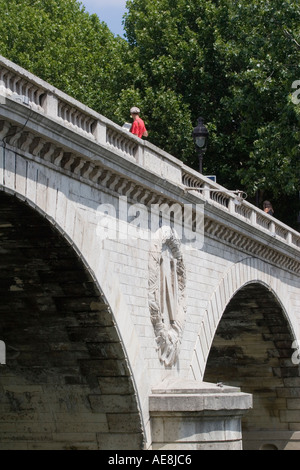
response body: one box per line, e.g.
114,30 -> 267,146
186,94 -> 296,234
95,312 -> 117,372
0,55 -> 299,451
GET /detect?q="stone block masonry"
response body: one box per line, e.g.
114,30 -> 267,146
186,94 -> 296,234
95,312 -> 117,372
0,192 -> 143,450
0,55 -> 299,450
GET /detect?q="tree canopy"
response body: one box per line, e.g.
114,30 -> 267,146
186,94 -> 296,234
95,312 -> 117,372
0,0 -> 299,228
0,0 -> 135,119
123,0 -> 300,226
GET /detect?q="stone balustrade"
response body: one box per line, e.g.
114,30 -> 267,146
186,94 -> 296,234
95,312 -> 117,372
181,165 -> 300,248
0,54 -> 299,252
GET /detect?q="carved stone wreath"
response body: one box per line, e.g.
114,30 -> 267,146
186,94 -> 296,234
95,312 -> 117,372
148,227 -> 186,367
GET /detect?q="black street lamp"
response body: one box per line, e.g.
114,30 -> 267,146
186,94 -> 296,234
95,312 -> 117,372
192,117 -> 209,174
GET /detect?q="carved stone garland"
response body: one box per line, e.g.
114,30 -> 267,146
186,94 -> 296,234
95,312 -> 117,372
148,227 -> 186,367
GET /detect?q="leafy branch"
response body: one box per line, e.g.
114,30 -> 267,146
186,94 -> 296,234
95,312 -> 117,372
284,29 -> 300,49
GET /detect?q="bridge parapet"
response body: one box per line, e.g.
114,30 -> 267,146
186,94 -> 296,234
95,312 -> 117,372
0,54 -> 299,253
182,165 -> 300,249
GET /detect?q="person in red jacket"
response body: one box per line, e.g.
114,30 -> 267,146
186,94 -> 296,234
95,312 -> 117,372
130,107 -> 148,139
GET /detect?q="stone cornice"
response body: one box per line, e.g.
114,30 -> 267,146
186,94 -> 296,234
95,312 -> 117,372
1,54 -> 299,252
204,215 -> 300,274
0,105 -> 299,276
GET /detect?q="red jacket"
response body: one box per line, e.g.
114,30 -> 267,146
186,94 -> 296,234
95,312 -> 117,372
130,117 -> 147,138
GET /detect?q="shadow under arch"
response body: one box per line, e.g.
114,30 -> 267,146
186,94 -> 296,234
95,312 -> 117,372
204,281 -> 300,450
0,190 -> 144,450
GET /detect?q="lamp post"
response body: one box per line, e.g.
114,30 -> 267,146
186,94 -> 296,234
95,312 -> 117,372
192,117 -> 209,174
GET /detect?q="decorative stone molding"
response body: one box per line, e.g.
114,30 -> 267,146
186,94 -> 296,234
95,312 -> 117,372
0,120 -> 164,206
204,217 -> 300,274
148,227 -> 186,367
0,53 -> 299,253
0,119 -> 299,276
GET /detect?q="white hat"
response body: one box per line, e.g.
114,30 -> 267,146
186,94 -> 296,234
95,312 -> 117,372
130,107 -> 140,114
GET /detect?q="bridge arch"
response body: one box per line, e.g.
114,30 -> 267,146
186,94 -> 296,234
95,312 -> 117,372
0,190 -> 144,450
190,256 -> 298,381
203,281 -> 300,450
0,54 -> 299,449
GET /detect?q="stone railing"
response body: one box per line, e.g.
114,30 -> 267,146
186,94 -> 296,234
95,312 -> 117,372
0,54 -> 299,252
182,165 -> 300,249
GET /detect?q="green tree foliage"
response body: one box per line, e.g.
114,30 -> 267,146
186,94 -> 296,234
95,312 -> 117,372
0,0 -> 135,120
123,0 -> 300,226
0,0 -> 299,227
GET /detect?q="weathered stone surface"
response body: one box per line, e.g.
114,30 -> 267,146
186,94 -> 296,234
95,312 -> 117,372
150,380 -> 252,450
0,192 -> 142,450
204,284 -> 300,450
0,55 -> 299,451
